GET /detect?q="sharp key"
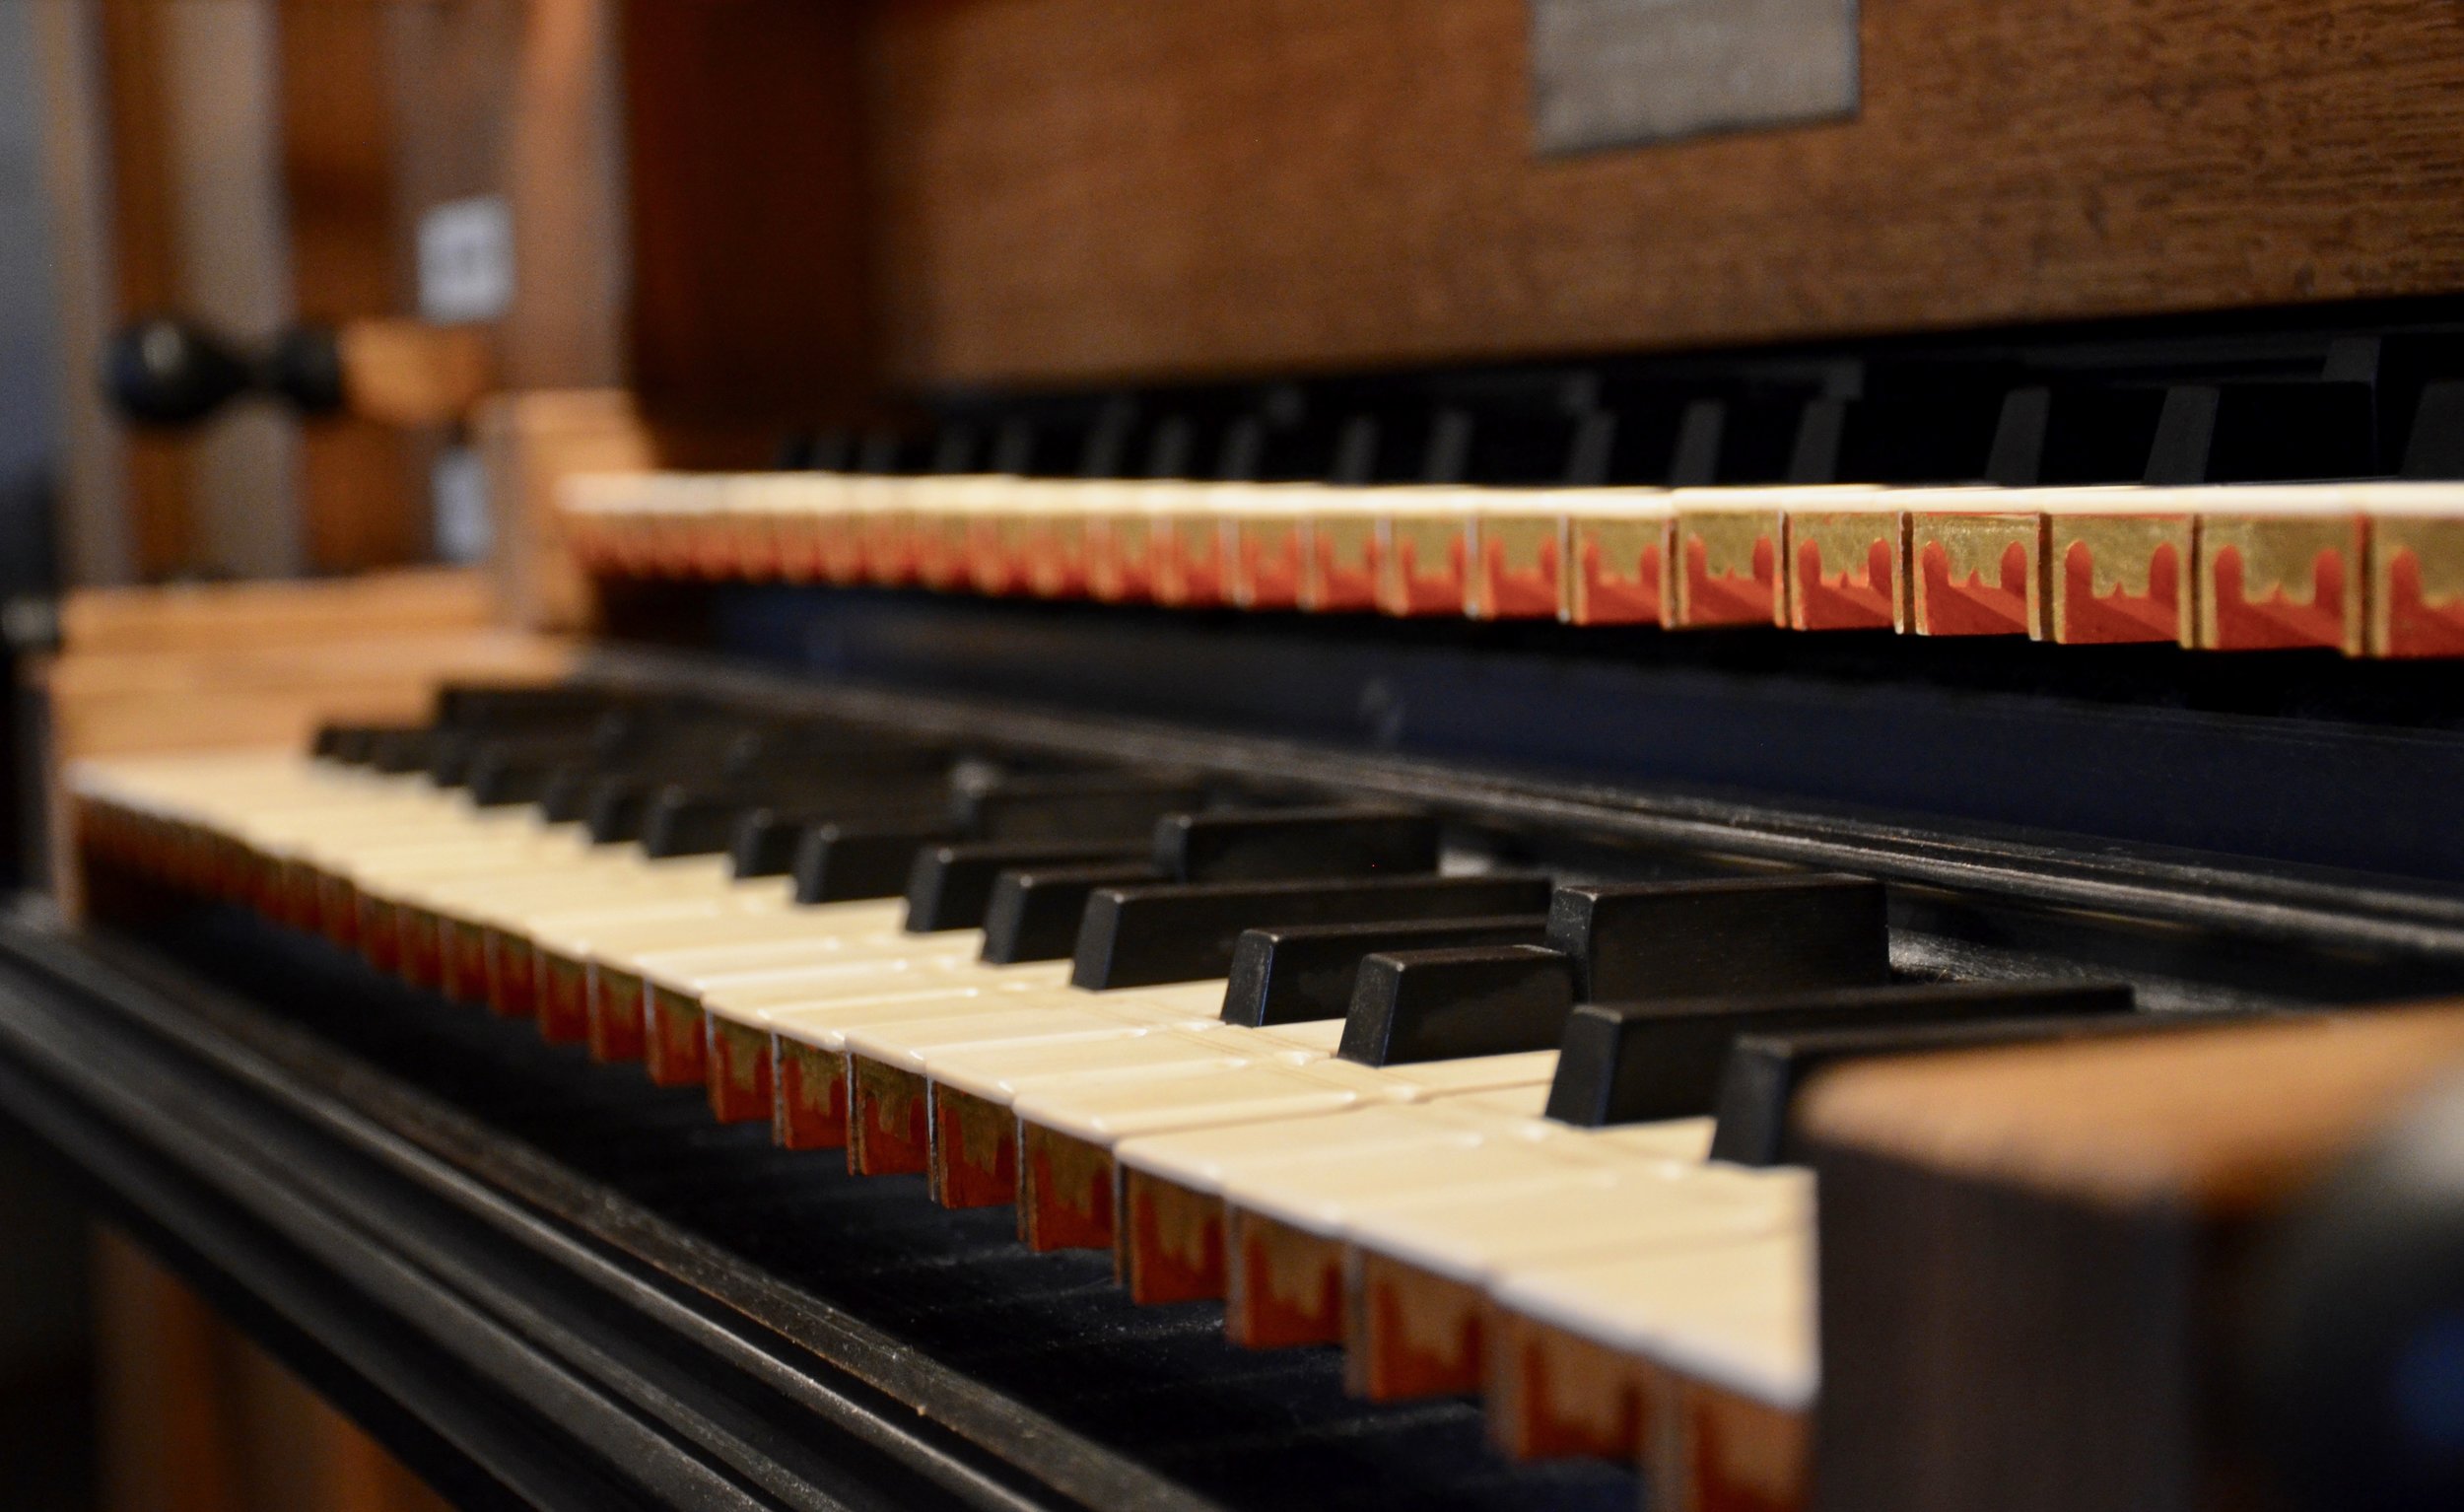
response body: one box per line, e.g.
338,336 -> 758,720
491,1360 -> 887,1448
1547,981 -> 2138,1127
1219,915 -> 1551,1026
952,774 -> 1208,843
1072,873 -> 1555,991
730,807 -> 816,878
793,820 -> 963,903
1154,805 -> 1440,882
980,861 -> 1170,964
1336,945 -> 1577,1065
582,776 -> 659,845
1545,875 -> 1890,1002
905,839 -> 1151,933
651,783 -> 949,862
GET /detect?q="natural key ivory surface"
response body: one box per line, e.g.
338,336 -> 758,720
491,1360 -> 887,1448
1489,1231 -> 1817,1411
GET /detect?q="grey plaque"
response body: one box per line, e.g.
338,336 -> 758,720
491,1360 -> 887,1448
1531,0 -> 1860,154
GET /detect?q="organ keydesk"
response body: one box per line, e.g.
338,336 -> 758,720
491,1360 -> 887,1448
26,2 -> 2464,1505
46,608 -> 2464,1511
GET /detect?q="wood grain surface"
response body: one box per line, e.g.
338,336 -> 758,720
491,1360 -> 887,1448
1803,1002 -> 2464,1512
278,0 -> 426,574
856,0 -> 2464,388
93,0 -> 193,577
624,0 -> 877,427
1799,1002 -> 2464,1211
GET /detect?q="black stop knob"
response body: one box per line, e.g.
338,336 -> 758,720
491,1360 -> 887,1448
103,315 -> 252,427
265,322 -> 346,416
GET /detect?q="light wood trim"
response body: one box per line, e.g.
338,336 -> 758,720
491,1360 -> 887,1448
1799,1003 -> 2464,1212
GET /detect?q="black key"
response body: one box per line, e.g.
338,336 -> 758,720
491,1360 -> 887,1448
793,821 -> 961,904
954,776 -> 1208,844
1220,916 -> 1550,1027
1545,875 -> 1889,1002
646,779 -> 953,860
426,729 -> 487,789
734,800 -> 947,879
1545,981 -> 2137,1127
538,760 -> 604,825
1073,873 -> 1554,991
981,862 -> 1170,965
544,727 -> 762,825
1706,1000 -> 2182,1166
731,718 -> 947,762
432,682 -> 616,731
1154,806 -> 1440,884
582,777 -> 657,845
644,791 -> 769,860
730,807 -> 814,879
466,754 -> 560,809
906,840 -> 1151,933
727,737 -> 956,789
314,723 -> 399,766
367,728 -> 440,776
1338,945 -> 1577,1065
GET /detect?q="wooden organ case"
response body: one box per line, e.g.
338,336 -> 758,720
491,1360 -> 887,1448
22,4 -> 2464,1512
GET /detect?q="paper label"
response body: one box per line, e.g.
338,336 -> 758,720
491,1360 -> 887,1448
417,196 -> 513,324
1531,0 -> 1859,153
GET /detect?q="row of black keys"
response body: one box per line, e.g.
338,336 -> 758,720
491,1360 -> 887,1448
786,360 -> 2461,492
319,685 -> 2158,1166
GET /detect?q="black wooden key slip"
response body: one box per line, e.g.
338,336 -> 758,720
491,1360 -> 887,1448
1546,981 -> 2138,1127
1154,807 -> 1441,883
1219,916 -> 1551,1026
979,861 -> 1170,964
905,840 -> 1152,932
1337,944 -> 1578,1065
1072,873 -> 1554,990
1545,875 -> 1890,1001
1701,1002 -> 2194,1165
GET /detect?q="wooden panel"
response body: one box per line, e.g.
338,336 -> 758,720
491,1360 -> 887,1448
864,0 -> 2464,387
95,1228 -> 456,1512
379,0 -> 517,241
1801,1005 -> 2464,1512
159,0 -> 303,580
276,0 -> 423,573
34,570 -> 572,906
94,0 -> 192,576
623,0 -> 876,428
33,0 -> 139,584
41,630 -> 575,756
475,387 -> 655,633
57,567 -> 503,655
506,0 -> 628,391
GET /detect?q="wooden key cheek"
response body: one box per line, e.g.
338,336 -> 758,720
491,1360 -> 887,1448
1799,1005 -> 2464,1512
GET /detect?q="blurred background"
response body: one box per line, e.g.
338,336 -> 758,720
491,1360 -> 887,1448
1,2 -> 640,1505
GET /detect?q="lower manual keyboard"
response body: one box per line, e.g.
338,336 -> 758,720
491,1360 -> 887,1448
71,687 -> 2174,1512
